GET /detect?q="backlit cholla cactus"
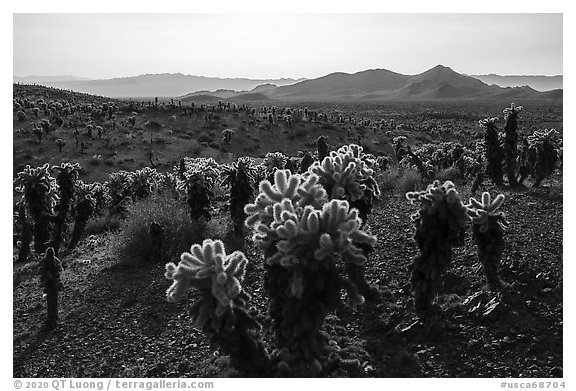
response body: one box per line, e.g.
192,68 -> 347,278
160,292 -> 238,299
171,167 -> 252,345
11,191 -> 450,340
15,201 -> 33,262
316,135 -> 329,161
165,239 -> 269,376
468,192 -> 509,290
263,152 -> 287,182
130,167 -> 158,200
310,144 -> 381,299
310,144 -> 380,222
40,247 -> 64,330
177,157 -> 222,186
503,103 -> 522,187
52,162 -> 80,254
107,170 -> 134,215
406,180 -> 470,317
392,136 -> 409,161
525,129 -> 561,187
244,169 -> 375,375
68,181 -> 98,249
177,171 -> 215,221
221,128 -> 235,145
479,117 -> 504,187
222,157 -> 256,235
14,164 -> 58,256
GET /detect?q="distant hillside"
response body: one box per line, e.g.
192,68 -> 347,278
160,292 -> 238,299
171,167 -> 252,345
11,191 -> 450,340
14,73 -> 305,98
269,65 -> 562,102
470,74 -> 563,92
14,75 -> 93,84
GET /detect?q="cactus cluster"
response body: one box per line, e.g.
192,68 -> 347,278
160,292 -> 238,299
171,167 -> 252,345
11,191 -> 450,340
165,239 -> 269,375
14,164 -> 58,255
406,180 -> 470,316
467,192 -> 508,290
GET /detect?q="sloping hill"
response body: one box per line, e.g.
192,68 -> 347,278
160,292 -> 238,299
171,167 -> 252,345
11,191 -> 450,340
470,74 -> 563,91
22,73 -> 304,98
270,65 -> 561,102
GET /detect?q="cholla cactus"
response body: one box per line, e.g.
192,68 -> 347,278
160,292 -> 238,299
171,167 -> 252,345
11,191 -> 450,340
55,138 -> 66,153
68,181 -> 98,249
131,167 -> 158,200
15,201 -> 33,262
52,163 -> 80,254
244,169 -> 375,374
310,144 -> 381,299
468,192 -> 509,290
392,136 -> 409,161
310,144 -> 380,213
177,157 -> 221,186
177,171 -> 214,221
316,135 -> 329,161
406,180 -> 470,316
40,247 -> 64,330
299,150 -> 314,173
222,157 -> 255,235
107,171 -> 134,215
262,151 -> 287,176
503,103 -> 522,187
526,129 -> 561,187
222,128 -> 234,145
479,117 -> 504,187
165,239 -> 269,375
14,164 -> 58,255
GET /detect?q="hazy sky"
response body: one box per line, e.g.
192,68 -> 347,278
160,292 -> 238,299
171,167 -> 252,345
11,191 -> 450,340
13,13 -> 562,79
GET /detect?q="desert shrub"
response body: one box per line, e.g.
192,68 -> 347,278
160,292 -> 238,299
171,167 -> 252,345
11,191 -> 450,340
396,169 -> 422,193
84,212 -> 121,236
377,167 -> 401,192
198,132 -> 213,143
436,166 -> 464,183
112,193 -> 208,264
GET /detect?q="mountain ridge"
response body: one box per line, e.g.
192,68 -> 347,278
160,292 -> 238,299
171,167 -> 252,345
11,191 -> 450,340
13,66 -> 562,101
